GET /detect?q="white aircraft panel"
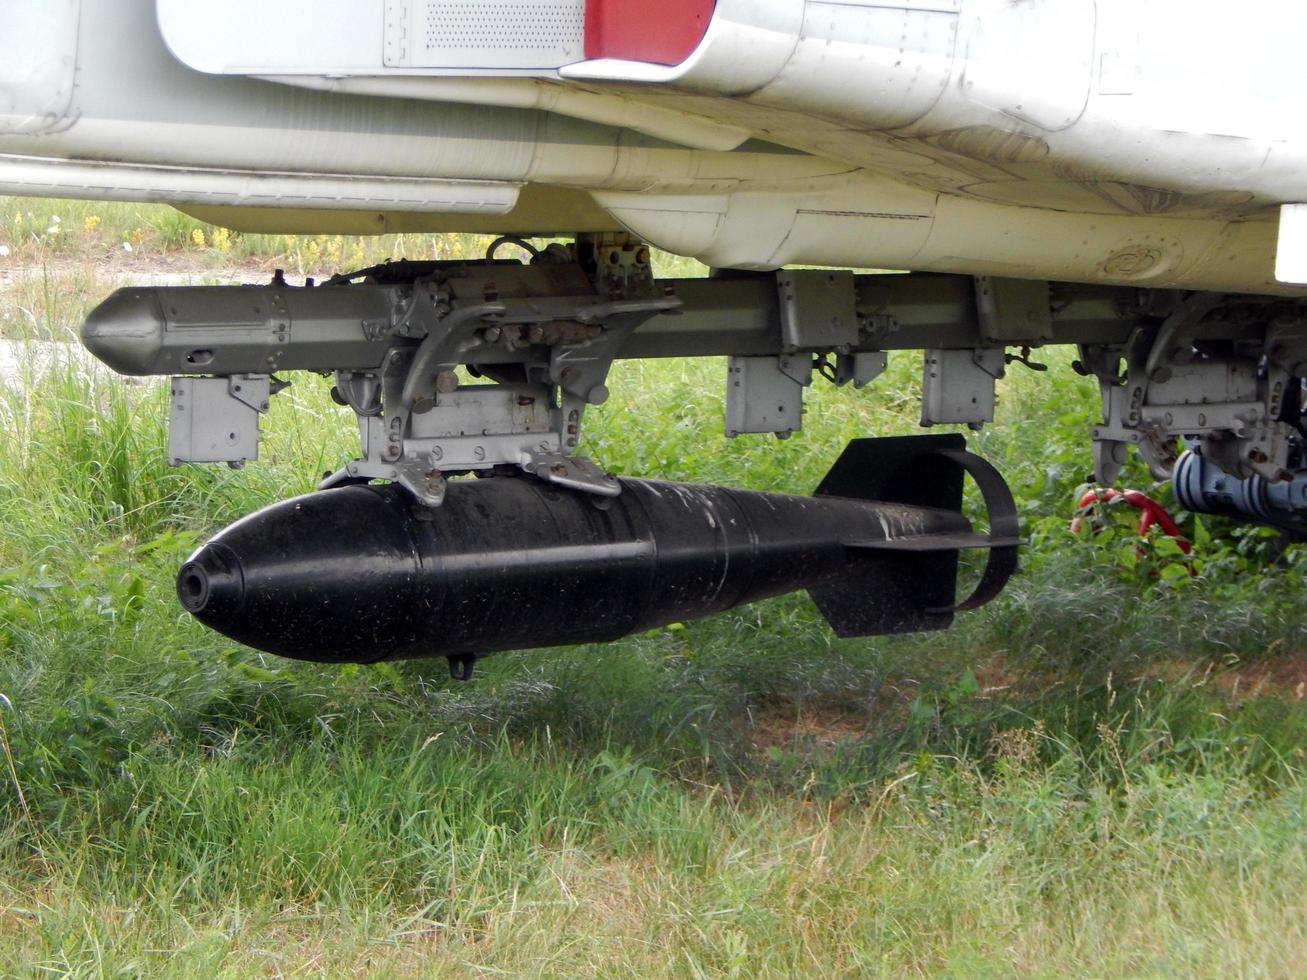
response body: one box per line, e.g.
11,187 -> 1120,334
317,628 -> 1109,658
1276,205 -> 1307,285
384,0 -> 585,69
0,0 -> 79,135
157,0 -> 584,74
157,0 -> 386,73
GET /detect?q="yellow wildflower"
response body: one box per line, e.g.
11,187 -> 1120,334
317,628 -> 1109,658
191,227 -> 206,248
83,215 -> 101,232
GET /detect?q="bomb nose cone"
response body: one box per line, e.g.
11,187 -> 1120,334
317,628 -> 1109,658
175,485 -> 434,663
80,288 -> 166,375
177,545 -> 244,620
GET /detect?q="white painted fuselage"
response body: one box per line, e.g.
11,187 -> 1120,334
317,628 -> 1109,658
3,0 -> 1306,293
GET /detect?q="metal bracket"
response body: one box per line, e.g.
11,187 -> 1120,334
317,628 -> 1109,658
168,374 -> 272,467
521,452 -> 620,496
920,348 -> 1005,427
1084,292 -> 1293,483
323,457 -> 447,507
400,300 -> 506,409
777,269 -> 859,352
318,251 -> 680,505
975,276 -> 1052,343
833,350 -> 887,388
550,299 -> 679,403
725,356 -> 805,438
778,352 -> 814,387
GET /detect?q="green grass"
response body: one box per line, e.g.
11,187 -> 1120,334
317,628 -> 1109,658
0,201 -> 1304,974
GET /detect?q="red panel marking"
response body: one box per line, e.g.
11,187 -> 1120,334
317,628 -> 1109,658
584,0 -> 716,66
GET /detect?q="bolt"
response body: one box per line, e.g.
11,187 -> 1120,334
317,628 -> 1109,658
473,445 -> 486,461
482,326 -> 502,343
587,384 -> 609,405
382,445 -> 401,462
430,445 -> 444,461
435,371 -> 459,394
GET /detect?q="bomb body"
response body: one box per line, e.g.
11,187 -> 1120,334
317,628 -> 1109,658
178,475 -> 972,663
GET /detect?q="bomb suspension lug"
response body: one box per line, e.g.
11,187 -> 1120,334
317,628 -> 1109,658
522,451 -> 622,497
319,458 -> 448,507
